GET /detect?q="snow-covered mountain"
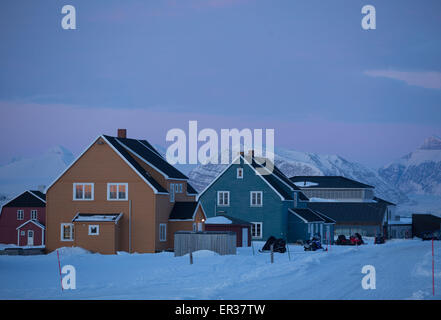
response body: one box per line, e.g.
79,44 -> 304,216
188,147 -> 408,204
379,135 -> 441,196
0,146 -> 74,200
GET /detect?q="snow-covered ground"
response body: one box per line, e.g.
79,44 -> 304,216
0,239 -> 440,300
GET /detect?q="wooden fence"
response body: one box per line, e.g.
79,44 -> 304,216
174,231 -> 236,257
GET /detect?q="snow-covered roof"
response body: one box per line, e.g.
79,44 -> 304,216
388,217 -> 412,225
205,216 -> 233,224
16,219 -> 45,230
294,181 -> 319,187
290,176 -> 374,189
72,213 -> 122,223
309,197 -> 376,203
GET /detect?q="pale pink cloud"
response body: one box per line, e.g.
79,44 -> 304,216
365,70 -> 441,90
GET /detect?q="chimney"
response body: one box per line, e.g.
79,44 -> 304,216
248,150 -> 255,158
117,129 -> 127,139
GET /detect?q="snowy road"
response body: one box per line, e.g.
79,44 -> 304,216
0,239 -> 440,299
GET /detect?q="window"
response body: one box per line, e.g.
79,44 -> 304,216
31,210 -> 38,220
88,225 -> 99,236
170,183 -> 175,202
173,183 -> 183,193
293,192 -> 298,208
73,183 -> 94,200
20,231 -> 25,236
192,223 -> 197,232
159,223 -> 167,241
28,230 -> 34,237
237,168 -> 243,179
107,183 -> 128,200
251,222 -> 263,238
250,191 -> 263,207
17,210 -> 24,220
61,223 -> 74,241
217,191 -> 230,206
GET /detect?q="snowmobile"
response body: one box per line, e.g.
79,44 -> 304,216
374,234 -> 385,244
303,236 -> 326,251
336,234 -> 350,245
349,234 -> 363,246
336,233 -> 364,246
259,236 -> 287,253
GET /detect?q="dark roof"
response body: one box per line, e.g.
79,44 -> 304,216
313,210 -> 336,223
373,197 -> 396,206
307,202 -> 386,225
290,176 -> 374,189
289,208 -> 325,223
103,136 -> 168,193
108,136 -> 188,180
250,158 -> 309,201
30,190 -> 46,201
2,191 -> 46,208
72,213 -> 122,222
187,183 -> 198,195
169,202 -> 200,220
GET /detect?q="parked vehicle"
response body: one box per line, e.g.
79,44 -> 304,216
352,233 -> 364,245
259,236 -> 287,253
420,230 -> 441,241
336,234 -> 350,245
374,234 -> 385,244
336,233 -> 365,246
304,237 -> 324,251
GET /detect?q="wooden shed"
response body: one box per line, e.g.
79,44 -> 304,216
204,215 -> 251,247
174,231 -> 236,257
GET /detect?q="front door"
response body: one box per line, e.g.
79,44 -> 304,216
197,222 -> 203,232
242,228 -> 248,247
27,230 -> 34,246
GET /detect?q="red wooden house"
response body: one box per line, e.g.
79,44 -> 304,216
0,190 -> 46,246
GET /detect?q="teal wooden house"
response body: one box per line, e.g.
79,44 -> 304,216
197,153 -> 335,244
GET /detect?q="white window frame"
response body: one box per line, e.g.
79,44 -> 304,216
237,168 -> 243,179
250,191 -> 263,207
107,183 -> 128,201
170,183 -> 175,202
251,222 -> 263,239
159,223 -> 167,242
28,230 -> 34,237
20,230 -> 25,236
31,210 -> 38,220
192,223 -> 197,232
73,183 -> 94,201
88,225 -> 99,236
179,183 -> 183,193
61,223 -> 74,241
17,210 -> 24,220
217,191 -> 230,206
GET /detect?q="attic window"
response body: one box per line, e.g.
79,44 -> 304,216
107,183 -> 128,200
73,183 -> 94,200
88,225 -> 99,236
237,168 -> 243,179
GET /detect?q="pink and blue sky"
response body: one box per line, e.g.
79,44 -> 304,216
0,0 -> 440,168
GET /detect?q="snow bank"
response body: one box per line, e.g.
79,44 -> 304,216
48,246 -> 91,256
183,250 -> 219,258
